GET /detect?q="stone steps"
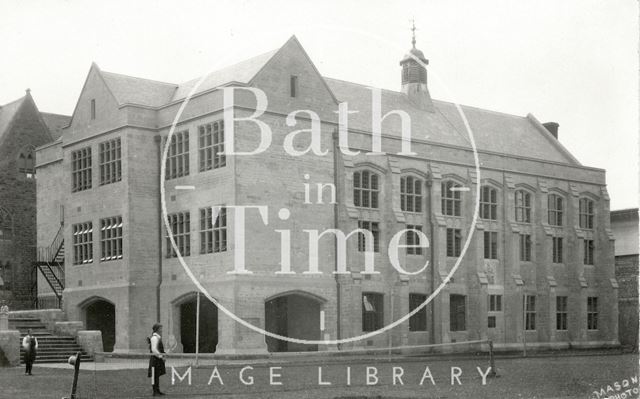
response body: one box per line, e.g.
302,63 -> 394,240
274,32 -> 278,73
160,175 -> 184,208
10,316 -> 92,364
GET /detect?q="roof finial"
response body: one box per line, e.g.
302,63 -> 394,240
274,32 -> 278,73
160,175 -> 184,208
411,19 -> 416,49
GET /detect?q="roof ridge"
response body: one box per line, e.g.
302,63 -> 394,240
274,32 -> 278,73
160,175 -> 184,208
433,99 -> 527,119
178,48 -> 279,86
40,111 -> 70,117
0,95 -> 26,108
101,70 -> 177,86
324,76 -> 528,120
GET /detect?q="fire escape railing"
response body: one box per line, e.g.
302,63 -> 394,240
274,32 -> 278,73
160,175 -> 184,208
32,224 -> 65,309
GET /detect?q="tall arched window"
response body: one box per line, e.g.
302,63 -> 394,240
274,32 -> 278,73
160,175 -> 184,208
480,186 -> 498,220
353,170 -> 379,209
441,181 -> 461,216
579,198 -> 595,229
515,190 -> 532,223
548,193 -> 564,227
400,175 -> 422,212
0,207 -> 12,240
17,146 -> 36,177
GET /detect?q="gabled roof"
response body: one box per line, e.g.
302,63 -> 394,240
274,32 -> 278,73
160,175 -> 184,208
100,71 -> 177,107
40,112 -> 71,140
324,77 -> 580,165
82,36 -> 581,166
97,48 -> 280,107
171,49 -> 279,102
0,95 -> 26,146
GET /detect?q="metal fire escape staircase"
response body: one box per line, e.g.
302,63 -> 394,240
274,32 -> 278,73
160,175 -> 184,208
32,224 -> 65,308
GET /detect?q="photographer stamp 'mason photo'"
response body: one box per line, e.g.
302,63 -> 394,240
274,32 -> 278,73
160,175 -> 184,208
0,1 -> 637,398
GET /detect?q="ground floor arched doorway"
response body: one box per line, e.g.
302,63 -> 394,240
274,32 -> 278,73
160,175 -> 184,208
85,299 -> 116,352
179,294 -> 218,353
265,292 -> 322,352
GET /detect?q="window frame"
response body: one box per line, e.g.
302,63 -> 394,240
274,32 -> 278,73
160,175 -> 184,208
405,224 -> 423,255
449,294 -> 466,332
441,180 -> 462,216
357,220 -> 380,252
587,297 -> 598,330
446,228 -> 462,257
99,137 -> 122,185
165,131 -> 189,180
198,120 -> 225,172
525,295 -> 536,331
515,189 -> 532,223
400,175 -> 423,213
409,293 -> 428,332
556,296 -> 568,331
583,239 -> 595,265
519,233 -> 532,262
552,236 -> 564,263
362,292 -> 384,332
484,231 -> 498,259
548,193 -> 564,226
71,147 -> 92,193
72,222 -> 93,265
166,211 -> 191,258
200,206 -> 227,254
17,146 -> 36,177
488,294 -> 503,312
480,185 -> 498,220
579,198 -> 595,229
353,170 -> 380,209
100,216 -> 123,262
290,75 -> 298,98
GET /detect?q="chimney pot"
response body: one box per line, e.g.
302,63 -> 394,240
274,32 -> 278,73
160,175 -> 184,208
543,122 -> 559,139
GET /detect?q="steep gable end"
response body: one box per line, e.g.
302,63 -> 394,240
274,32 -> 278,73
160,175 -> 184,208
66,63 -> 124,140
249,36 -> 338,119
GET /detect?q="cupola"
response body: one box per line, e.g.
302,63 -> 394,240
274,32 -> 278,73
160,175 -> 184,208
400,22 -> 434,112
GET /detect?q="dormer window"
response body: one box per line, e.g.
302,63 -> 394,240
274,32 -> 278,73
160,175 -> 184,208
90,99 -> 96,120
290,76 -> 298,98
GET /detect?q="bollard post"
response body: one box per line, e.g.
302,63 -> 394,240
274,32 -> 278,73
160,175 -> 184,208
62,351 -> 82,399
488,340 -> 497,377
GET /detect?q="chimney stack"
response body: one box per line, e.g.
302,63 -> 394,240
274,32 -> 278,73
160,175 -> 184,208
543,122 -> 559,139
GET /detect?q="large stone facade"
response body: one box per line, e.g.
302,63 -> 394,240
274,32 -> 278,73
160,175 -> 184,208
36,36 -> 619,353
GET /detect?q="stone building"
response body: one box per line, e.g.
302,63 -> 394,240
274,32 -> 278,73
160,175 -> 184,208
0,90 -> 68,309
35,35 -> 618,354
611,208 -> 638,349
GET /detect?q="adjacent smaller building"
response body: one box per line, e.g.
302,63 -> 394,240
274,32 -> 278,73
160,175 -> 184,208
0,90 -> 68,309
611,208 -> 639,349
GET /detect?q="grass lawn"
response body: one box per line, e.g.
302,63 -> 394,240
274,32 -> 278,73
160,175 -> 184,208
0,353 -> 637,398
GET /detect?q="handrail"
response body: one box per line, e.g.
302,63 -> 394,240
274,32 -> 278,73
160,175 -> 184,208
33,223 -> 65,308
37,224 -> 64,264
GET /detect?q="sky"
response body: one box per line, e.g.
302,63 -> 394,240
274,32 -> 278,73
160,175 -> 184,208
1,0 -> 637,209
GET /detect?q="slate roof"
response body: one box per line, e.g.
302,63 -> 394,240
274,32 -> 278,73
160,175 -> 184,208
170,49 -> 278,102
40,112 -> 71,140
0,96 -> 25,145
324,77 -> 578,164
99,48 -> 279,107
101,71 -> 177,107
92,39 -> 579,165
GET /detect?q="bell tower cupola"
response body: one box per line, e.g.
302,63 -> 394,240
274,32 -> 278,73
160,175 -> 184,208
400,21 -> 434,111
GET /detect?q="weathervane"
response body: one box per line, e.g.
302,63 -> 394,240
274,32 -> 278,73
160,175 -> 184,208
411,19 -> 417,48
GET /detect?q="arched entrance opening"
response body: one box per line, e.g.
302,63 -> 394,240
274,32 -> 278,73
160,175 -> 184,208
84,299 -> 116,352
265,292 -> 323,352
179,294 -> 218,353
